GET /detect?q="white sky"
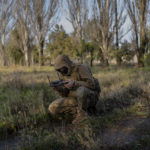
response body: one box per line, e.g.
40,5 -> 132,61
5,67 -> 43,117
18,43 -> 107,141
58,0 -> 133,43
59,16 -> 132,42
59,16 -> 73,33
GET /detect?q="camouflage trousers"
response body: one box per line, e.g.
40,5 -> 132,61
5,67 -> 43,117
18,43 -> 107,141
48,86 -> 98,117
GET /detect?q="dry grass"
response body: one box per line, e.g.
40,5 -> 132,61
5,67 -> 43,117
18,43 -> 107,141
0,66 -> 150,150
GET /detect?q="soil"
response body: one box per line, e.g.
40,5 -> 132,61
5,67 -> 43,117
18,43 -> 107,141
99,116 -> 150,147
1,117 -> 150,150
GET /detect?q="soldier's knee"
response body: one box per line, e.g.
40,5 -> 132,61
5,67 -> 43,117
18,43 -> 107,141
48,103 -> 57,116
48,99 -> 62,116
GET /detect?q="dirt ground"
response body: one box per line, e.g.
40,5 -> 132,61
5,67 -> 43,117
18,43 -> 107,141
1,116 -> 150,150
99,117 -> 150,147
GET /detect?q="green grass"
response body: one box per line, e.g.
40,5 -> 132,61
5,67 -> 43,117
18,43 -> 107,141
0,65 -> 150,149
0,79 -> 58,139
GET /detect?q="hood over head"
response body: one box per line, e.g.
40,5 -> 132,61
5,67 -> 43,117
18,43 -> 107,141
54,54 -> 74,76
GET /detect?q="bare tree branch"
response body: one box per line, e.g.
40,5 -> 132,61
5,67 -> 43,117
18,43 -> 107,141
0,0 -> 14,66
29,0 -> 58,66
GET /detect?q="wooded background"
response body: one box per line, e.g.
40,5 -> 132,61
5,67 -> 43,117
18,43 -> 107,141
0,0 -> 149,67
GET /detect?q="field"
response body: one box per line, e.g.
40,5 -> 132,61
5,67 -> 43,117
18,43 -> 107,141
0,66 -> 150,150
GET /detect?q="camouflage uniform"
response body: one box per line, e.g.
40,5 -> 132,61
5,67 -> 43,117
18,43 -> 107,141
48,55 -> 100,121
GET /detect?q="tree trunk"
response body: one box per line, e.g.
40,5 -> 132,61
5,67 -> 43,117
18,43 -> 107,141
0,51 -> 5,66
137,48 -> 144,67
24,45 -> 30,67
102,44 -> 109,66
103,58 -> 109,66
116,56 -> 122,66
38,40 -> 44,66
115,0 -> 122,66
90,51 -> 94,67
31,50 -> 34,66
90,58 -> 94,67
138,1 -> 146,67
98,48 -> 106,65
0,45 -> 6,66
38,49 -> 41,67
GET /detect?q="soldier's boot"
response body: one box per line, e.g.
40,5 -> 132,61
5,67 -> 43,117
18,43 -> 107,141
72,107 -> 89,125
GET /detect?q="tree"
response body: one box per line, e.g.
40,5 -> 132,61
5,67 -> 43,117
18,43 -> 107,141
7,28 -> 37,66
92,0 -> 115,66
15,0 -> 32,66
65,0 -> 89,62
0,0 -> 14,66
30,0 -> 58,66
119,40 -> 135,62
7,29 -> 24,65
125,0 -> 150,67
114,0 -> 127,65
46,25 -> 73,62
85,42 -> 98,67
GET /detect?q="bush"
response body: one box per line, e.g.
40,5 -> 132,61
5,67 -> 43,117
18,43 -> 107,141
22,134 -> 66,150
0,75 -> 58,139
96,83 -> 144,114
144,52 -> 150,66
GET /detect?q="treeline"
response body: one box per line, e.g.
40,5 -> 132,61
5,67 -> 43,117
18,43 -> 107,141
0,0 -> 149,67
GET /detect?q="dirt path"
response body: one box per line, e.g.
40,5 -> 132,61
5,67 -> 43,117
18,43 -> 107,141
99,117 -> 150,147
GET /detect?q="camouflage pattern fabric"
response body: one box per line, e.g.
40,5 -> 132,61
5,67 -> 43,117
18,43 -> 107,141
49,97 -> 78,117
48,54 -> 100,119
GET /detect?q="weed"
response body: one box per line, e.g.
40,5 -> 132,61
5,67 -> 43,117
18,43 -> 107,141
0,66 -> 150,149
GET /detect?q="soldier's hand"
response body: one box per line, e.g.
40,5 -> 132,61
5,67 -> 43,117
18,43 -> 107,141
52,87 -> 58,91
64,79 -> 74,89
52,86 -> 61,91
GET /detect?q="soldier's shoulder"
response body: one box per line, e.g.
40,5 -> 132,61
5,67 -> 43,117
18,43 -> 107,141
74,63 -> 90,72
74,63 -> 86,69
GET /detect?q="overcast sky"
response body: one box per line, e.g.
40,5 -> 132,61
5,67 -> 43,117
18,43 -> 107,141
59,16 -> 132,43
58,0 -> 132,43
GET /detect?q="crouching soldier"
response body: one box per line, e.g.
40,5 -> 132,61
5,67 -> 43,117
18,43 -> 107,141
48,54 -> 101,124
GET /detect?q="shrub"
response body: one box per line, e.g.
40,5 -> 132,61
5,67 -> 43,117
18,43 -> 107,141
144,52 -> 150,66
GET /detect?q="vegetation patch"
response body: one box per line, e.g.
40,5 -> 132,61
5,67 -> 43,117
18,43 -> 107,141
0,67 -> 150,149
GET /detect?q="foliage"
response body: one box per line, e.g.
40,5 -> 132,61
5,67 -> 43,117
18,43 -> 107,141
0,70 -> 58,139
0,66 -> 150,149
7,29 -> 24,65
84,42 -> 98,66
144,52 -> 150,66
112,41 -> 135,63
46,25 -> 73,61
